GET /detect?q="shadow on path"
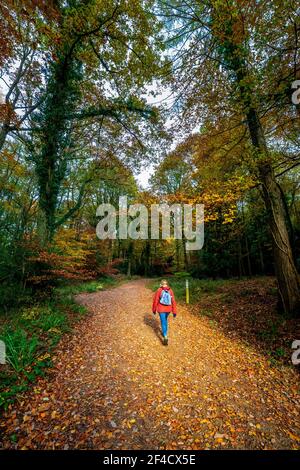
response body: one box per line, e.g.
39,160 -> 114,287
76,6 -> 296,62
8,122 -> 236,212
143,313 -> 163,344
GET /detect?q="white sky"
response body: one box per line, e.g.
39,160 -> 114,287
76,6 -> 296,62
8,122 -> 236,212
137,84 -> 175,189
137,166 -> 155,188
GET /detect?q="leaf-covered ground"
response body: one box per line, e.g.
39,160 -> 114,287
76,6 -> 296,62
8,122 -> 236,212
186,277 -> 300,365
0,279 -> 299,449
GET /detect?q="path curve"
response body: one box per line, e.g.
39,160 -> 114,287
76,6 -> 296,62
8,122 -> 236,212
1,279 -> 299,449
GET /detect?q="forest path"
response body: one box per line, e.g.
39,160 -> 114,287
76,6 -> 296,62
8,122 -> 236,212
1,279 -> 299,449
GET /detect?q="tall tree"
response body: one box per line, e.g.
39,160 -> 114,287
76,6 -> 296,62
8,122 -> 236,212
13,0 -> 165,242
0,1 -> 58,151
162,0 -> 300,315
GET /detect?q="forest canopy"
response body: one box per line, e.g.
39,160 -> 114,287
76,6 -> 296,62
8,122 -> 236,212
0,0 -> 299,316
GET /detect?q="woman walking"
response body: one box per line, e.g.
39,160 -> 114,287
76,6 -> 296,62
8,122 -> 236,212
152,279 -> 177,345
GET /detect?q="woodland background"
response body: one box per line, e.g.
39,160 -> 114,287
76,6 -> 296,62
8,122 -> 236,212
0,0 -> 299,407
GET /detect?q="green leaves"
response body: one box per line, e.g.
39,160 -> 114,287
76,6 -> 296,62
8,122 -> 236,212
26,1 -> 166,242
0,328 -> 39,374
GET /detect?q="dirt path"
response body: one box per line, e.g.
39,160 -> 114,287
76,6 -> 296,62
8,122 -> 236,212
1,279 -> 299,449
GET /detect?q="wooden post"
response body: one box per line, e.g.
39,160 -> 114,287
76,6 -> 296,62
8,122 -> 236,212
186,278 -> 189,304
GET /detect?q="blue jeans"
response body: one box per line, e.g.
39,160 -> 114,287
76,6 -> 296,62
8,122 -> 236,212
159,313 -> 169,337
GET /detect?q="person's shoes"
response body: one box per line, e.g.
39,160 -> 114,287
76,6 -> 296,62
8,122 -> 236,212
163,336 -> 168,346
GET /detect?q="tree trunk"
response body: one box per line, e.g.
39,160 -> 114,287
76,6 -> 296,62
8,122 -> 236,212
258,238 -> 265,274
258,161 -> 300,314
227,46 -> 300,315
211,7 -> 300,315
277,181 -> 296,260
238,238 -> 244,278
241,204 -> 252,277
108,239 -> 114,265
175,238 -> 180,270
246,107 -> 300,315
127,259 -> 131,277
245,236 -> 252,277
127,242 -> 134,277
183,237 -> 189,271
0,124 -> 9,152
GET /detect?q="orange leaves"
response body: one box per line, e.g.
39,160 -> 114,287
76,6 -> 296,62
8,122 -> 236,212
24,228 -> 102,286
0,103 -> 19,126
287,432 -> 300,445
1,279 -> 299,450
150,129 -> 257,228
23,414 -> 31,423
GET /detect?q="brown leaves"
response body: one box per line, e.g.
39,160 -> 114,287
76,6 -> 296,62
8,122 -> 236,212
1,280 -> 299,450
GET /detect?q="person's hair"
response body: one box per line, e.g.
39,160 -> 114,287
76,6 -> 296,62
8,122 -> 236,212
160,279 -> 168,287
